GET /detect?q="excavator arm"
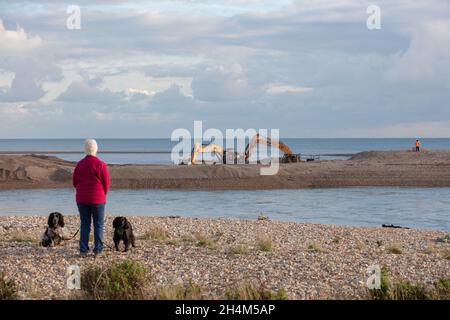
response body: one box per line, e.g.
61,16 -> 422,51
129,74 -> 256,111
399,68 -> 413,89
191,143 -> 224,164
244,134 -> 295,163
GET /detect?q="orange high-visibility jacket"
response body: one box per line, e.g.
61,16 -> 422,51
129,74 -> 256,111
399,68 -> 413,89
415,140 -> 421,147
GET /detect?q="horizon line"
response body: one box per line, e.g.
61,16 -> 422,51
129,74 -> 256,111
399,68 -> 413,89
0,137 -> 447,140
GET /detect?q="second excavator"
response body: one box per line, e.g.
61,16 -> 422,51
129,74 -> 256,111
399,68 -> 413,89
244,134 -> 300,163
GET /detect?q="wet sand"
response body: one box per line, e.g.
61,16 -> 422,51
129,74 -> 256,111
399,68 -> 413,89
1,150 -> 450,190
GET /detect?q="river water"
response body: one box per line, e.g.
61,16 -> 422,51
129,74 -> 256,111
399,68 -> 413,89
0,187 -> 449,231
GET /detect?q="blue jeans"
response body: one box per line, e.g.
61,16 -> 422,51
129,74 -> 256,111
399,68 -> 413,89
77,203 -> 105,253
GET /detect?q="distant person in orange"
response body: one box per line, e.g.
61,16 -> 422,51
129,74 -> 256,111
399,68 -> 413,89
415,139 -> 421,152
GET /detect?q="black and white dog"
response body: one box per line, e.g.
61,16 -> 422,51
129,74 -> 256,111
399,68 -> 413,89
113,216 -> 136,252
41,212 -> 71,247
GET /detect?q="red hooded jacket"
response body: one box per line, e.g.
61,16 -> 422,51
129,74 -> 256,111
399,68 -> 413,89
73,155 -> 110,204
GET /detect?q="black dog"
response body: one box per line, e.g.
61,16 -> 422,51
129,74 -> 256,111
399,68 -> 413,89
113,217 -> 136,252
41,212 -> 67,247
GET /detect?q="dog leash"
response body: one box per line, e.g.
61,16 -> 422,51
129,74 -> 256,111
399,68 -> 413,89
66,228 -> 80,240
99,238 -> 115,250
64,226 -> 114,249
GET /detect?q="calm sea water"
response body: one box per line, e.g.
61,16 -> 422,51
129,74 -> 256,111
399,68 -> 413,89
1,138 -> 450,164
0,188 -> 449,231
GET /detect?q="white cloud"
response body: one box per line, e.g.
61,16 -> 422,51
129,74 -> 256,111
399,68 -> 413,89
125,88 -> 155,97
387,20 -> 450,87
335,121 -> 450,138
0,19 -> 60,102
57,81 -> 121,104
266,83 -> 313,94
191,64 -> 257,101
0,19 -> 41,52
0,1 -> 449,137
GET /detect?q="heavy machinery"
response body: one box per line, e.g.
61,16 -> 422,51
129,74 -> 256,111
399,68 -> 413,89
190,143 -> 241,164
191,143 -> 224,164
244,134 -> 300,163
189,134 -> 300,165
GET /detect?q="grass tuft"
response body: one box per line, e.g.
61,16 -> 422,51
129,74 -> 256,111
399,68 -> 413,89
138,225 -> 170,241
194,233 -> 217,249
164,239 -> 180,246
389,282 -> 429,300
442,250 -> 450,260
154,281 -> 204,300
256,235 -> 273,252
386,245 -> 402,254
229,244 -> 249,255
7,229 -> 36,243
423,246 -> 435,255
308,242 -> 326,253
80,260 -> 147,300
0,272 -> 18,300
369,267 -> 450,300
434,278 -> 450,300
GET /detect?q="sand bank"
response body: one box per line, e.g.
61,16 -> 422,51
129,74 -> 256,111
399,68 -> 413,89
1,150 -> 450,190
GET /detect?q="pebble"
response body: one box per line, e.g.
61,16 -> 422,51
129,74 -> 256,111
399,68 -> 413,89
0,215 -> 449,299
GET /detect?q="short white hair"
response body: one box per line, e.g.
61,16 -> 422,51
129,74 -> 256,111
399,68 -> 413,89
84,139 -> 98,156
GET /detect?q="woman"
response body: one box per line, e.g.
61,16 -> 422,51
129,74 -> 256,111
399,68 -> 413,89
73,139 -> 110,257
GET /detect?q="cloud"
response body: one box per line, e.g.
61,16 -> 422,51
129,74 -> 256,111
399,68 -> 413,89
191,64 -> 257,101
125,88 -> 155,97
0,71 -> 46,102
0,19 -> 42,52
265,83 -> 313,94
53,78 -> 194,116
0,19 -> 61,102
335,121 -> 450,138
0,1 -> 450,137
57,81 -> 122,105
387,20 -> 450,87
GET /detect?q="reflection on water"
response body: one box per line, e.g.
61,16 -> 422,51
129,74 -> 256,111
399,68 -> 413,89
0,187 -> 449,231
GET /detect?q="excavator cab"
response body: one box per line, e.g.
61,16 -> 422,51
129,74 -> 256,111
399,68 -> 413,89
282,154 -> 301,163
222,149 -> 240,164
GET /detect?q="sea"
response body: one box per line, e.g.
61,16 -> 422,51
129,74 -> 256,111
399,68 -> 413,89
1,138 -> 450,164
0,138 -> 449,230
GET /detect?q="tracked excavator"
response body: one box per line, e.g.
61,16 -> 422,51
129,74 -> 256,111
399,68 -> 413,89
190,143 -> 240,164
189,134 -> 300,165
244,134 -> 300,163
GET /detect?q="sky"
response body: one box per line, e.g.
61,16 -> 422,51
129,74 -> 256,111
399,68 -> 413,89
0,0 -> 449,138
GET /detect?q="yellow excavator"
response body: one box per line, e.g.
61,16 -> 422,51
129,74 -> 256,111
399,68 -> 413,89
190,143 -> 241,164
189,134 -> 300,165
190,143 -> 225,164
244,134 -> 300,163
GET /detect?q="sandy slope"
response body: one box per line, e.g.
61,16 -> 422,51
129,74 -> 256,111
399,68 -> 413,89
1,150 -> 450,189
